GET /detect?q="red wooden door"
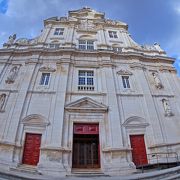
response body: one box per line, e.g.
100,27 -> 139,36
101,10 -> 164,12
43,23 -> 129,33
22,133 -> 41,166
130,135 -> 148,166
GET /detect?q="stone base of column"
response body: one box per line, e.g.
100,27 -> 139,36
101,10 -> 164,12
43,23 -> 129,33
38,162 -> 66,177
104,161 -> 136,176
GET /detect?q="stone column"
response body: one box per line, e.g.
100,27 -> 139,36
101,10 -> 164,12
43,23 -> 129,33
101,57 -> 135,175
131,63 -> 165,144
1,55 -> 39,166
38,59 -> 70,177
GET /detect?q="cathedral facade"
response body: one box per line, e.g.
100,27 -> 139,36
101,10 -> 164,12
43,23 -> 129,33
0,7 -> 179,177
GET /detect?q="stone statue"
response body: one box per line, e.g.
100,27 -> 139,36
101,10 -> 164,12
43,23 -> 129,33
152,72 -> 163,89
0,94 -> 6,111
162,99 -> 173,117
6,66 -> 19,84
7,34 -> 16,45
154,43 -> 164,52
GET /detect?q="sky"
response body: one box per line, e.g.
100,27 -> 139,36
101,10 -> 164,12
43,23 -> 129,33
0,0 -> 180,75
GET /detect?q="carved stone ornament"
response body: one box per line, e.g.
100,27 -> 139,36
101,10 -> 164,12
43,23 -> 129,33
78,19 -> 96,31
117,69 -> 133,75
39,65 -> 56,72
15,38 -> 29,45
5,66 -> 19,84
162,99 -> 173,117
152,72 -> 163,89
0,94 -> 6,112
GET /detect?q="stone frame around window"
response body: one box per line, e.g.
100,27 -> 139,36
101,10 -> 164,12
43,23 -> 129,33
78,70 -> 95,91
117,69 -> 133,91
36,65 -> 56,89
39,72 -> 51,86
78,40 -> 95,51
108,31 -> 118,39
54,28 -> 65,36
122,76 -> 131,89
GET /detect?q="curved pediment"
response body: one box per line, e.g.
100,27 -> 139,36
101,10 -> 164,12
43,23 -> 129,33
79,35 -> 95,39
123,116 -> 149,128
21,114 -> 50,127
65,97 -> 108,113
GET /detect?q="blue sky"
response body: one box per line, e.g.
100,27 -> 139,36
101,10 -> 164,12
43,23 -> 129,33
0,0 -> 180,75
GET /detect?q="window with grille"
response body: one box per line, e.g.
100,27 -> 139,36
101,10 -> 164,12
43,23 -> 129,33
79,40 -> 94,50
78,70 -> 94,91
108,31 -> 118,38
54,28 -> 64,35
122,76 -> 130,89
40,73 -> 50,85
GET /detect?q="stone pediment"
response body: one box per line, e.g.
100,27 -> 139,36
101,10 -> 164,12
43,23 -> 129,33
65,97 -> 108,113
123,116 -> 149,128
117,69 -> 133,75
39,65 -> 56,72
21,114 -> 50,127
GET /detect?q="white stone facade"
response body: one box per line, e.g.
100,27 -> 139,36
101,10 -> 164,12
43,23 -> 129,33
0,7 -> 180,177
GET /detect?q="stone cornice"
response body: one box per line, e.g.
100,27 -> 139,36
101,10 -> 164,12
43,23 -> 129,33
151,94 -> 175,98
149,142 -> 180,149
66,92 -> 106,96
27,90 -> 56,94
40,146 -> 71,152
117,93 -> 144,97
102,147 -> 132,152
0,47 -> 175,64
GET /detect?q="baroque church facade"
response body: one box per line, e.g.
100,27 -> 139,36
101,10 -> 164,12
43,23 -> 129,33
0,7 -> 180,176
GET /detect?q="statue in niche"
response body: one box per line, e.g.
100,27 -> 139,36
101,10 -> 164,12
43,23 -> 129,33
0,94 -> 6,111
6,66 -> 19,84
152,72 -> 163,89
7,34 -> 16,45
162,99 -> 173,117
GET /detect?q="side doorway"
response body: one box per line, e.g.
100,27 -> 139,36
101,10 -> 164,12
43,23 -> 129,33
130,135 -> 148,166
22,133 -> 42,166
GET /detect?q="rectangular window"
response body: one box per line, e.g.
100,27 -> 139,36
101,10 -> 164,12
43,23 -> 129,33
79,40 -> 94,50
40,73 -> 50,85
122,76 -> 130,88
78,70 -> 94,91
108,31 -> 118,38
54,28 -> 64,35
49,44 -> 60,49
112,47 -> 122,52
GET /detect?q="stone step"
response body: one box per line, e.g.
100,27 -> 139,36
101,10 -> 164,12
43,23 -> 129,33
68,173 -> 109,177
68,170 -> 109,177
163,173 -> 180,180
10,165 -> 41,175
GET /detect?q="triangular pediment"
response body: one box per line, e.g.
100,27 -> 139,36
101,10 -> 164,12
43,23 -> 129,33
65,97 -> 108,113
117,69 -> 133,75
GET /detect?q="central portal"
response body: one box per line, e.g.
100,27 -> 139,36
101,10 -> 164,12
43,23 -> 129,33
72,123 -> 100,168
